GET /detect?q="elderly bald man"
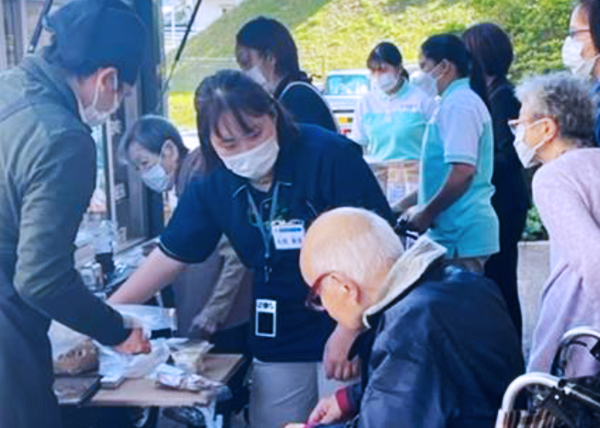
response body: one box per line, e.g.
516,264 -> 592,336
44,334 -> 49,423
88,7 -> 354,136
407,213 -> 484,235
285,207 -> 523,428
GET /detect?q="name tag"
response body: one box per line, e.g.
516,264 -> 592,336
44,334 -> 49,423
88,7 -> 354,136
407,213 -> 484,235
255,299 -> 277,338
272,220 -> 305,250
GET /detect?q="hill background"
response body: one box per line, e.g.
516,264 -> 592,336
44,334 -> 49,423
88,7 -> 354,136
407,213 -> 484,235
168,0 -> 572,129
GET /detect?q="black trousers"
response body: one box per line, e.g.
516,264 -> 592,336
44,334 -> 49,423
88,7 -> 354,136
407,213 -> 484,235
0,293 -> 61,428
486,200 -> 528,342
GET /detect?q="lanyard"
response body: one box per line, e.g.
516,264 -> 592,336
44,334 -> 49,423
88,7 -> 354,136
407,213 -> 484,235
247,182 -> 281,283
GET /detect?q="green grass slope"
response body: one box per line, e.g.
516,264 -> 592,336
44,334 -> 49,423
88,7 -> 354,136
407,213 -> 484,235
170,0 -> 572,128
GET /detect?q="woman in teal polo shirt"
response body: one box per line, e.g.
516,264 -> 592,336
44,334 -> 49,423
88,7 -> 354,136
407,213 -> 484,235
351,42 -> 436,162
403,34 -> 499,273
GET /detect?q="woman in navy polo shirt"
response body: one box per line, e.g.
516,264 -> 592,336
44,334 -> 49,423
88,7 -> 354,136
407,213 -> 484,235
110,70 -> 393,428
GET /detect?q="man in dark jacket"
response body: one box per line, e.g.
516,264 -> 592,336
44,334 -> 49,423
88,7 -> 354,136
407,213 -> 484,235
286,208 -> 524,428
0,1 -> 149,427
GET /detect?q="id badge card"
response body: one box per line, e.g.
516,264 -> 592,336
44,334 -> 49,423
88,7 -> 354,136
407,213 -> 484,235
272,220 -> 305,250
255,299 -> 277,338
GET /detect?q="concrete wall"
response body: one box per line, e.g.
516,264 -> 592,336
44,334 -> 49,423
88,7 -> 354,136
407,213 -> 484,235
518,241 -> 551,360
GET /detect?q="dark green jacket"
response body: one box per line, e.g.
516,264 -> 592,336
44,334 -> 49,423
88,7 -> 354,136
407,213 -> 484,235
0,55 -> 128,428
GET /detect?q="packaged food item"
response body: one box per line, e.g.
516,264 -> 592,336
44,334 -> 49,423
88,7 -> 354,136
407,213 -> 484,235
169,340 -> 213,374
54,339 -> 99,375
154,364 -> 222,393
100,373 -> 125,389
50,322 -> 99,376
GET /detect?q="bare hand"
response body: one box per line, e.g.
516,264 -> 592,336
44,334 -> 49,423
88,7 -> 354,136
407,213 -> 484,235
308,394 -> 344,425
113,327 -> 151,355
324,325 -> 361,381
403,205 -> 432,234
189,313 -> 218,338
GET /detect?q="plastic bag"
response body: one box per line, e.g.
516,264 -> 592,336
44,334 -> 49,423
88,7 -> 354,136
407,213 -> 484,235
49,322 -> 99,375
99,338 -> 170,379
111,304 -> 177,332
49,322 -> 89,361
167,339 -> 213,374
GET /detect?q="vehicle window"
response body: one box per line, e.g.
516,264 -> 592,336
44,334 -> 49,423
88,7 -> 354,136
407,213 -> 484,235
325,75 -> 370,96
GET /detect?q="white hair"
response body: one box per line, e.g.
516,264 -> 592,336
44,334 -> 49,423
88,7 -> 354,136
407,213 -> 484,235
515,72 -> 596,147
308,208 -> 404,286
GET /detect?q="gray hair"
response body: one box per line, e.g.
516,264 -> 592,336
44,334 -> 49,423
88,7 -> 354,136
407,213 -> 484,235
515,72 -> 596,147
308,208 -> 403,286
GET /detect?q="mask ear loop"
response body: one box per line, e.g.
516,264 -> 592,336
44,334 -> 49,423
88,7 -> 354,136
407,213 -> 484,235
110,71 -> 121,112
527,118 -> 553,152
88,74 -> 104,110
428,60 -> 446,80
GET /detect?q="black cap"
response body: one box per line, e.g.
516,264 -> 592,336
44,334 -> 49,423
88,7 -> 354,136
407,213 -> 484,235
44,0 -> 147,85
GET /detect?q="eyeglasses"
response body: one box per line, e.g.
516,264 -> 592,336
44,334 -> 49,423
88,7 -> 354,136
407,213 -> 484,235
507,119 -> 523,136
568,28 -> 591,38
305,272 -> 334,312
508,117 -> 548,137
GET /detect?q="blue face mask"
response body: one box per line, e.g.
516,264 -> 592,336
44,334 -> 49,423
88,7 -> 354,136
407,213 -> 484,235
141,162 -> 173,193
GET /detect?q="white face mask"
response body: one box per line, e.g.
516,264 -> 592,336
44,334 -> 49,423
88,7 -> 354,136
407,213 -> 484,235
376,72 -> 400,93
79,73 -> 121,127
513,121 -> 546,168
246,66 -> 269,89
410,70 -> 438,97
220,134 -> 280,181
416,62 -> 444,96
562,36 -> 599,78
141,162 -> 173,193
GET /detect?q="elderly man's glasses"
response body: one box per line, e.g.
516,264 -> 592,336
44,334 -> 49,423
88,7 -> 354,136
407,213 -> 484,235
305,272 -> 334,312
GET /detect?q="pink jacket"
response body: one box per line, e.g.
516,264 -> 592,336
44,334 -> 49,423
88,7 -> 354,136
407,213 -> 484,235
528,148 -> 600,377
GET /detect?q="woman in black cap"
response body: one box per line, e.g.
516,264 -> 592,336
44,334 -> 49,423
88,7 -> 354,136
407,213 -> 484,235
0,0 -> 148,426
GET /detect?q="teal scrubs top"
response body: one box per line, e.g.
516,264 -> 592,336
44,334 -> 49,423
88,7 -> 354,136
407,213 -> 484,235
418,78 -> 499,258
351,82 -> 436,161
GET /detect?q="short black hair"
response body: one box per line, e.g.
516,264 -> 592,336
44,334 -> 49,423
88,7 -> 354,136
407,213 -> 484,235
367,42 -> 403,69
236,16 -> 305,81
421,34 -> 489,107
462,23 -> 514,79
194,70 -> 298,171
120,115 -> 187,163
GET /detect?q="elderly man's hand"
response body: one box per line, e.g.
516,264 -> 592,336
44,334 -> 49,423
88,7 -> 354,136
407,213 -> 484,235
308,394 -> 344,425
403,205 -> 433,235
324,325 -> 361,381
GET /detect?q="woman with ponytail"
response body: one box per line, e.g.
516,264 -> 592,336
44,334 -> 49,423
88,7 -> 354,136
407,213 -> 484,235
403,34 -> 499,273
